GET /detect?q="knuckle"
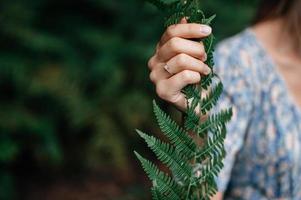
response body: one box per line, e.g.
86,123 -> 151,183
149,71 -> 156,83
187,24 -> 196,33
176,53 -> 188,65
168,37 -> 181,52
181,70 -> 200,83
156,43 -> 160,52
156,81 -> 168,99
181,70 -> 193,81
148,56 -> 156,69
166,25 -> 176,38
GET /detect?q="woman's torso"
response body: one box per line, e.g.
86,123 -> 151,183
214,29 -> 301,199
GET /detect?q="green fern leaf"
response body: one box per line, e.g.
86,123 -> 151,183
201,73 -> 215,90
182,85 -> 200,100
196,124 -> 227,160
136,1 -> 233,199
151,187 -> 165,200
134,151 -> 183,199
197,108 -> 233,137
137,130 -> 192,183
183,108 -> 200,131
202,152 -> 225,182
153,100 -> 196,158
201,82 -> 223,114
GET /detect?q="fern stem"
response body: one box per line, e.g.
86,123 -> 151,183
186,153 -> 197,199
185,182 -> 192,200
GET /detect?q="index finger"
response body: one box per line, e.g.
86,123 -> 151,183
159,23 -> 212,47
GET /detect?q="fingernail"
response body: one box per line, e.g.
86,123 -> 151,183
204,66 -> 211,75
201,25 -> 212,35
203,53 -> 207,61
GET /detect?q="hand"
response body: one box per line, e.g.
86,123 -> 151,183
148,18 -> 212,111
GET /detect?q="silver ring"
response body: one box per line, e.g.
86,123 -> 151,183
164,63 -> 173,75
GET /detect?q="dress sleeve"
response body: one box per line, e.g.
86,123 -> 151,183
212,40 -> 255,192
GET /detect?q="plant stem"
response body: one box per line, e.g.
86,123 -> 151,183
186,182 -> 192,200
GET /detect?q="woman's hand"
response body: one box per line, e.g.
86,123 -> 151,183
148,19 -> 224,200
148,18 -> 212,111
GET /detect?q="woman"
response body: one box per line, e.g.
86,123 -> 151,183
147,0 -> 301,199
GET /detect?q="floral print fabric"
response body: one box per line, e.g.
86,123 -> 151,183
213,28 -> 301,200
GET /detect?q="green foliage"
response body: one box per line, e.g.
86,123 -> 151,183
153,100 -> 196,158
0,0 -> 159,199
135,0 -> 233,199
0,0 -> 257,199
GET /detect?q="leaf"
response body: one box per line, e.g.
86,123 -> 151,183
201,82 -> 223,114
202,14 -> 216,25
137,130 -> 192,183
153,100 -> 196,159
196,124 -> 227,161
197,108 -> 232,136
151,187 -> 165,200
134,152 -> 183,200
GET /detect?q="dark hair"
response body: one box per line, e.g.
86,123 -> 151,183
254,0 -> 301,51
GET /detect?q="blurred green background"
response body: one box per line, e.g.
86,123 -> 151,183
0,0 -> 258,199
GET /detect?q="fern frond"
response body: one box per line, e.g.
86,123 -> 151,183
134,152 -> 183,200
182,85 -> 201,132
164,11 -> 185,27
151,187 -> 165,200
196,124 -> 227,160
195,147 -> 224,198
163,0 -> 198,27
153,100 -> 196,158
202,14 -> 216,25
201,151 -> 225,182
199,179 -> 218,200
182,85 -> 200,100
201,73 -> 215,90
197,108 -> 233,137
204,35 -> 214,59
184,106 -> 232,135
201,82 -> 223,114
137,130 -> 192,183
136,1 -> 233,199
183,107 -> 200,131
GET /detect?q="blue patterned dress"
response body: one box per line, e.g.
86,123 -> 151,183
213,28 -> 301,199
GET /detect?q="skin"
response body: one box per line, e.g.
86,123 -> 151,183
148,18 -> 211,112
252,18 -> 301,109
148,17 -> 301,200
